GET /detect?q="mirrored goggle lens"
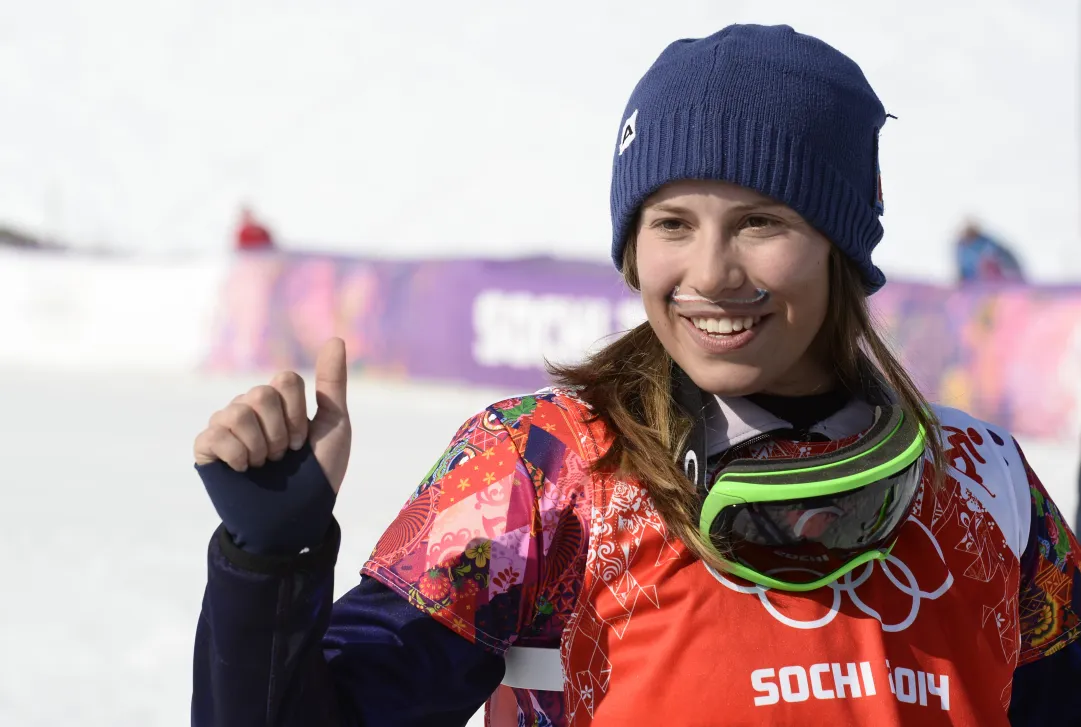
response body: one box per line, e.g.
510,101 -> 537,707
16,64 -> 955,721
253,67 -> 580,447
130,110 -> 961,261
708,458 -> 924,584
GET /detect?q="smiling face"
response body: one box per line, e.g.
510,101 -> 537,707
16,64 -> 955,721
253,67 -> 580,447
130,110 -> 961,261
633,179 -> 835,397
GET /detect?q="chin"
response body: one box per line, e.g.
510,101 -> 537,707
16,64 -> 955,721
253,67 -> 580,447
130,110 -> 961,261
680,361 -> 772,398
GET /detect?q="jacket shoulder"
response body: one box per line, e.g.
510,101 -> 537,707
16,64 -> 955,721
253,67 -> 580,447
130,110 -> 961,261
485,387 -> 599,434
483,387 -> 611,482
929,404 -> 1032,557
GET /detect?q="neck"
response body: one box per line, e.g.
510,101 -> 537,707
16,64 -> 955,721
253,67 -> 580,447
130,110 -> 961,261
756,370 -> 838,397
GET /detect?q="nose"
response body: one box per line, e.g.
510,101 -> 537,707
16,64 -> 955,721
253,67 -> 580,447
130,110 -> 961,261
682,231 -> 748,301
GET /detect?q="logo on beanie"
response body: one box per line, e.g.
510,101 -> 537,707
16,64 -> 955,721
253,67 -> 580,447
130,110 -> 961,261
618,109 -> 638,156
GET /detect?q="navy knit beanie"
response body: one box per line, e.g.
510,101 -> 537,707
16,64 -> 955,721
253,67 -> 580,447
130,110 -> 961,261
611,24 -> 889,293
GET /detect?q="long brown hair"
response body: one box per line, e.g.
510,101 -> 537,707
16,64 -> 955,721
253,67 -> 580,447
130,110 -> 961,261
548,238 -> 946,570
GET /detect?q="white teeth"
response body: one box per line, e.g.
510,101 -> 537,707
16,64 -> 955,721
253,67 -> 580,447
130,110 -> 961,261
692,316 -> 760,334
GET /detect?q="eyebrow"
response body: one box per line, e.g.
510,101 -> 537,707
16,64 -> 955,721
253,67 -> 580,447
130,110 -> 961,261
644,203 -> 694,216
643,199 -> 788,216
728,200 -> 788,213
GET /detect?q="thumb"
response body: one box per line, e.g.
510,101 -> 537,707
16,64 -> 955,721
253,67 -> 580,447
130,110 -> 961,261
313,337 -> 348,423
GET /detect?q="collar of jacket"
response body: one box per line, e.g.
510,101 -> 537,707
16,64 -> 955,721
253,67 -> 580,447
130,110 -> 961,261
703,394 -> 877,458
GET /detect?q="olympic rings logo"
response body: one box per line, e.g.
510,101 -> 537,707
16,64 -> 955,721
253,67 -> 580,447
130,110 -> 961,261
704,518 -> 954,633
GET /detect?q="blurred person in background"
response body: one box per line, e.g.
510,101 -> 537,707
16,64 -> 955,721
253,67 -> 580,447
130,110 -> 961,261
955,220 -> 1025,284
189,25 -> 1081,727
234,204 -> 275,252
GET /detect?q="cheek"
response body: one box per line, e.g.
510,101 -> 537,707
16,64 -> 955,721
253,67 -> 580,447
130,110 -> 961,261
748,240 -> 831,320
634,239 -> 681,302
792,256 -> 831,323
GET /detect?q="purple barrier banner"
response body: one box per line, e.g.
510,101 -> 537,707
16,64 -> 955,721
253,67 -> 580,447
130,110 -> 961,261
205,254 -> 645,390
872,282 -> 1081,440
206,252 -> 1081,441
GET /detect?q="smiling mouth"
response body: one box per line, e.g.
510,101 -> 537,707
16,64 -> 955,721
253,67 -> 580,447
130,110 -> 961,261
687,315 -> 764,334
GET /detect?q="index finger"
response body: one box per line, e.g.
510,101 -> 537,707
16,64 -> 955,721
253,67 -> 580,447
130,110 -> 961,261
271,370 -> 309,450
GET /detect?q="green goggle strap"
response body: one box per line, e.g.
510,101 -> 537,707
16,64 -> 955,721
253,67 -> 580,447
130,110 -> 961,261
698,418 -> 926,592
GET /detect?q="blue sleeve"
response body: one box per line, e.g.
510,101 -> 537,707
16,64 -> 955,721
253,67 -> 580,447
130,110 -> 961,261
1007,451 -> 1081,727
192,520 -> 505,726
1009,641 -> 1081,727
196,442 -> 337,555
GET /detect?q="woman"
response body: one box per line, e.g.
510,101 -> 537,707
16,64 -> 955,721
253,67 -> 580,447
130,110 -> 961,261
191,25 -> 1081,726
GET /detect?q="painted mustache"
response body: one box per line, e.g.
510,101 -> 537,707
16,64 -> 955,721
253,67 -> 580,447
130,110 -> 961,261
670,286 -> 771,307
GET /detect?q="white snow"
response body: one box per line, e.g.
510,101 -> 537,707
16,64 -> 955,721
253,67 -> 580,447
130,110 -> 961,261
0,0 -> 1077,283
0,368 -> 513,726
0,367 -> 1077,725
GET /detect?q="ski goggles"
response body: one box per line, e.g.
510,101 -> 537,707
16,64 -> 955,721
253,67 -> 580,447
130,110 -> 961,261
675,374 -> 927,593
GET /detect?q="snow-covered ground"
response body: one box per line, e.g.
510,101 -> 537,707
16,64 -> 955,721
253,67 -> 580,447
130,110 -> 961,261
1,367 -> 1078,726
0,368 -> 514,726
0,0 -> 1077,284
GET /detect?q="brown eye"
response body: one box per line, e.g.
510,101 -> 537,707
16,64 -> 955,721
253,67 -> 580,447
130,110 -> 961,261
743,215 -> 777,229
652,218 -> 688,233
